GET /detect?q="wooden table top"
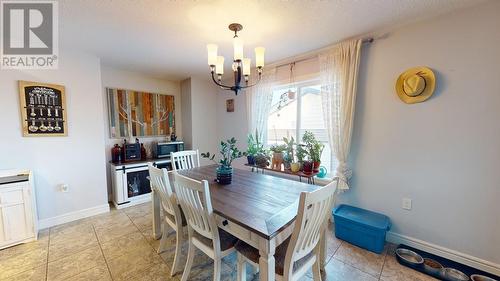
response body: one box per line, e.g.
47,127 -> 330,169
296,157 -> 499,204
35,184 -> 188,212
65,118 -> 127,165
175,165 -> 320,239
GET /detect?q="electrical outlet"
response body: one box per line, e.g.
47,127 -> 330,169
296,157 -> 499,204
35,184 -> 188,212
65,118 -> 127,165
60,184 -> 69,192
402,198 -> 412,210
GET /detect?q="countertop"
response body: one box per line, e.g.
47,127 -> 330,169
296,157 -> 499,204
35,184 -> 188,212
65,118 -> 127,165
109,157 -> 171,166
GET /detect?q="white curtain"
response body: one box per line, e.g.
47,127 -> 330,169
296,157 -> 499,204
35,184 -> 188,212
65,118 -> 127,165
245,68 -> 276,144
319,39 -> 362,190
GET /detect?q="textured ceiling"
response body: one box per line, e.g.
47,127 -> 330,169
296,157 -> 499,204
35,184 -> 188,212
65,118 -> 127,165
58,0 -> 488,80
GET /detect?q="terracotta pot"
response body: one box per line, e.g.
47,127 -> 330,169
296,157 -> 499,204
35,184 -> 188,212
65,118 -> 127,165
313,161 -> 321,172
272,152 -> 284,170
302,161 -> 313,174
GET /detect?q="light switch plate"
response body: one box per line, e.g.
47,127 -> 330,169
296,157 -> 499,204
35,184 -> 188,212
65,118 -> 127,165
402,198 -> 412,210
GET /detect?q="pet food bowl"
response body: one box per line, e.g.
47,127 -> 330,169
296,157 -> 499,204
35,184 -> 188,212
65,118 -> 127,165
471,274 -> 498,281
423,258 -> 444,276
395,248 -> 424,267
444,268 -> 469,281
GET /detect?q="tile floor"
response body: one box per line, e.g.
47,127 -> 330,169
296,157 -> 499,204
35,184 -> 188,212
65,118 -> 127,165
0,202 -> 438,281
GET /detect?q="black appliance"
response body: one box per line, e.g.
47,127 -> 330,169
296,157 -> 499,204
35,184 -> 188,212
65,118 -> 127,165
154,141 -> 184,158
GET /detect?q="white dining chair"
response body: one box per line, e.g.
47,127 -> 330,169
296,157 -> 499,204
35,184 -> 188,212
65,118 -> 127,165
235,178 -> 339,281
148,164 -> 186,276
173,172 -> 238,281
171,150 -> 200,171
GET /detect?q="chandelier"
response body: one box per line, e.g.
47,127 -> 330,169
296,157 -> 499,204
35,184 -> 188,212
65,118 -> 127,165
207,23 -> 265,95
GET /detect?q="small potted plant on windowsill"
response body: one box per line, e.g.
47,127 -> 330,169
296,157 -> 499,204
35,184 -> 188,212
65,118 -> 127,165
283,136 -> 295,171
302,131 -> 324,173
296,144 -> 307,172
246,129 -> 264,166
270,144 -> 287,170
201,137 -> 246,185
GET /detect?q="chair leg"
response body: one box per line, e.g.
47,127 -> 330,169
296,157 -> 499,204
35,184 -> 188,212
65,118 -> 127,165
157,221 -> 169,254
213,258 -> 222,281
312,256 -> 322,281
181,238 -> 195,281
170,228 -> 184,276
237,253 -> 247,281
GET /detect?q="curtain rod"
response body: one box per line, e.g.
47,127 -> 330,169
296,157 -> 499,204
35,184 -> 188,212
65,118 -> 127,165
271,37 -> 374,69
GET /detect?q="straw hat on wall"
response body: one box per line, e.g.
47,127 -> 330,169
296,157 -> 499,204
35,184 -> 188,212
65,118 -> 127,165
395,67 -> 436,104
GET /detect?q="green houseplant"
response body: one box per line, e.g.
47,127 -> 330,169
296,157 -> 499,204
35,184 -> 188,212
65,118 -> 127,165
302,131 -> 324,173
246,129 -> 264,166
282,136 -> 295,170
201,137 -> 246,184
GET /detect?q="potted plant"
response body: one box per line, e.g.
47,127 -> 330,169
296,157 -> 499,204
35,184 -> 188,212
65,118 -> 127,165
246,129 -> 264,166
302,131 -> 324,173
201,137 -> 246,185
282,136 -> 295,170
254,151 -> 270,168
296,144 -> 307,171
269,144 -> 287,170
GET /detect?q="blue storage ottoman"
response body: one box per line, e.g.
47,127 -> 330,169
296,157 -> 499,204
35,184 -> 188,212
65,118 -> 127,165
333,204 -> 391,254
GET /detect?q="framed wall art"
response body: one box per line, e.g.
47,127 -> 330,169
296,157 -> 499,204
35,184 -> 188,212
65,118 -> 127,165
106,88 -> 175,138
19,81 -> 67,137
226,98 -> 234,112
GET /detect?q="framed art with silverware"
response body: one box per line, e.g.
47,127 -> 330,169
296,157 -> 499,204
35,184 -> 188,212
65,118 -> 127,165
18,81 -> 68,137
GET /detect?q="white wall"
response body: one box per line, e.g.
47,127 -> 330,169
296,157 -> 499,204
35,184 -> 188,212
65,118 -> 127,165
182,77 -> 218,166
100,66 -> 181,195
343,1 -> 500,264
216,1 -> 500,266
0,51 -> 109,223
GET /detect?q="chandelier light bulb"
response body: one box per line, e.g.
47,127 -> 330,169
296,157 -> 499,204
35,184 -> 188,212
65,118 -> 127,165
242,58 -> 251,76
255,47 -> 265,68
233,37 -> 244,61
216,56 -> 225,75
207,44 -> 218,66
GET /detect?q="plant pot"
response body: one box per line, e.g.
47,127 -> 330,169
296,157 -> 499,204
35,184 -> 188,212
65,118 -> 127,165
283,161 -> 291,170
290,162 -> 300,173
313,161 -> 321,172
255,154 -> 269,168
272,152 -> 284,170
303,161 -> 313,174
247,155 -> 256,166
216,166 -> 233,185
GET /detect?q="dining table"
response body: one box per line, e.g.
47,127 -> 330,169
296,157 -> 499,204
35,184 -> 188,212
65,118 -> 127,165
151,165 -> 328,281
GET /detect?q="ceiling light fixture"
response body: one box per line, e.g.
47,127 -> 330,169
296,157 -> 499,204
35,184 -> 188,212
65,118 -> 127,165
207,23 -> 265,95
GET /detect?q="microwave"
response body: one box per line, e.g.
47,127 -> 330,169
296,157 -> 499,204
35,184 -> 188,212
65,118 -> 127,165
154,141 -> 184,158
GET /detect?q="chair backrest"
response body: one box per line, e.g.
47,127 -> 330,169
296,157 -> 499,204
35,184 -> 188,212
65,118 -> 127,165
173,172 -> 218,241
284,178 -> 339,273
148,164 -> 175,215
171,150 -> 200,171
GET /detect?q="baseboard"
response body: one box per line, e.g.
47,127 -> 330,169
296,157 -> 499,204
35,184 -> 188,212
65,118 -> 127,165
38,204 -> 110,229
386,231 -> 500,276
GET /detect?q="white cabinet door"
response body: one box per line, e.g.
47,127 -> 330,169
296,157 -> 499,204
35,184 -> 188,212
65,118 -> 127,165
0,185 -> 33,244
0,207 -> 4,243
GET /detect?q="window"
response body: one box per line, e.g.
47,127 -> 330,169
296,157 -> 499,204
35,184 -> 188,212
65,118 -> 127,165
267,80 -> 336,177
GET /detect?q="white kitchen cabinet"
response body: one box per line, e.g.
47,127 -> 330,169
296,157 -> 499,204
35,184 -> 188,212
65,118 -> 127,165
0,170 -> 38,250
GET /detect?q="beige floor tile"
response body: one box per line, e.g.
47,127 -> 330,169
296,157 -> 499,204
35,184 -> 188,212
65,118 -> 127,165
319,258 -> 378,281
94,219 -> 140,244
131,213 -> 154,232
180,254 -> 235,281
47,246 -> 105,281
0,245 -> 48,279
121,260 -> 171,281
324,223 -> 342,261
48,231 -> 99,262
107,246 -> 168,281
333,242 -> 387,278
100,230 -> 153,260
380,255 -> 439,281
2,265 -> 47,281
0,229 -> 49,259
91,210 -> 130,228
123,203 -> 152,219
49,222 -> 95,246
63,264 -> 112,281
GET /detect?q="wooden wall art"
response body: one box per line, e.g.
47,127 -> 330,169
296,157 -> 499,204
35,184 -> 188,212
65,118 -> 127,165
106,88 -> 175,138
19,81 -> 67,137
